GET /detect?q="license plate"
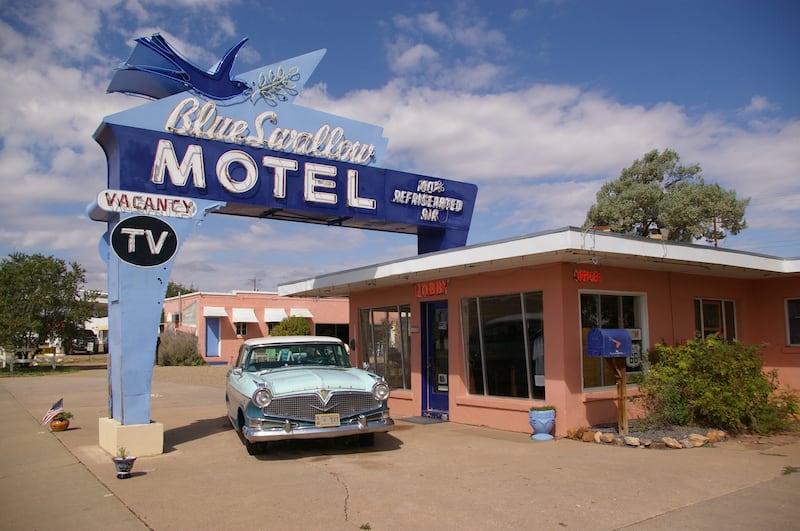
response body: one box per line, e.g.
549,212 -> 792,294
315,413 -> 340,427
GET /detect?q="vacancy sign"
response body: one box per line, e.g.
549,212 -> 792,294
98,190 -> 198,218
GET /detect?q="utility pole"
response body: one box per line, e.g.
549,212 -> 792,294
248,276 -> 260,291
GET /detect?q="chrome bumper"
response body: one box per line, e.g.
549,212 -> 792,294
242,416 -> 394,443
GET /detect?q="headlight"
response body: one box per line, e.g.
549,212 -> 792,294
372,380 -> 390,401
252,386 -> 272,408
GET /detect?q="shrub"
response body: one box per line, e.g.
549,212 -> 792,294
636,335 -> 798,434
157,330 -> 205,366
269,316 -> 311,336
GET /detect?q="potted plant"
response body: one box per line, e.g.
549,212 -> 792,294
112,447 -> 137,479
528,405 -> 556,441
49,412 -> 73,432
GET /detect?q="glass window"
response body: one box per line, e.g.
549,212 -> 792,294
787,299 -> 800,346
580,293 -> 645,390
358,305 -> 412,389
235,322 -> 247,336
461,291 -> 545,400
694,298 -> 737,340
243,341 -> 350,371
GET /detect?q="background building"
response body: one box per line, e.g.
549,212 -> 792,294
162,291 -> 349,365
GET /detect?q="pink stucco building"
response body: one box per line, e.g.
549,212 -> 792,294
279,227 -> 800,437
161,291 -> 349,365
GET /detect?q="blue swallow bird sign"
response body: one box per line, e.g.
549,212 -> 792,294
88,34 -> 477,442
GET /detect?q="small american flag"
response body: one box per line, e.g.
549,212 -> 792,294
42,398 -> 64,424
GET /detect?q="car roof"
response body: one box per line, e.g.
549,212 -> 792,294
241,336 -> 344,347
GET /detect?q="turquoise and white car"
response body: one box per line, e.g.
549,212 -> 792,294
225,336 -> 394,454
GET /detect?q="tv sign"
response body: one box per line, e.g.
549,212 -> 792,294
110,215 -> 178,267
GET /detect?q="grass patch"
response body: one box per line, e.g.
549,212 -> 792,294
0,365 -> 80,377
782,466 -> 800,476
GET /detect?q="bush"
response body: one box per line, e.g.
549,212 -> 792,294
269,316 -> 311,336
157,330 -> 205,366
637,335 -> 798,434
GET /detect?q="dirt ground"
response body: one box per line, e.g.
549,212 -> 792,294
51,354 -> 800,448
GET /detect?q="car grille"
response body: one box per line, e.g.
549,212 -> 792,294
263,392 -> 381,422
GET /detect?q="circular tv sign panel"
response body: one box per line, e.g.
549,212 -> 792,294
111,215 -> 179,267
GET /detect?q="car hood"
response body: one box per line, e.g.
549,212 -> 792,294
249,366 -> 379,396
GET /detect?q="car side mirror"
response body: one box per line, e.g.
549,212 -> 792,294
231,367 -> 243,376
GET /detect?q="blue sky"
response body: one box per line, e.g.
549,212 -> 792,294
1,0 -> 798,293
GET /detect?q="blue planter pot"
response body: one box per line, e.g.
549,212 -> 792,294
529,409 -> 555,440
113,456 -> 137,479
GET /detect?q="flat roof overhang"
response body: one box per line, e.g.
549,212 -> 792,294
278,227 -> 800,298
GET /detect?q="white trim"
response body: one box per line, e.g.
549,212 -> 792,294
203,306 -> 228,317
290,308 -> 314,318
278,227 -> 800,297
232,308 -> 258,323
264,308 -> 288,322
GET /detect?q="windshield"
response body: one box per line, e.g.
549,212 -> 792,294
244,342 -> 351,372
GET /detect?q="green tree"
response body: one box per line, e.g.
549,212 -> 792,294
269,316 -> 311,336
0,253 -> 97,354
166,280 -> 196,298
584,149 -> 749,244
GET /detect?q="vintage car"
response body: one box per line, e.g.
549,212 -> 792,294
225,336 -> 394,454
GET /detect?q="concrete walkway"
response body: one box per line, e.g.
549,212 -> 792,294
1,370 -> 799,530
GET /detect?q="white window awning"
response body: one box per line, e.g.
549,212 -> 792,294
264,308 -> 288,322
203,306 -> 228,317
232,308 -> 259,323
290,308 -> 314,318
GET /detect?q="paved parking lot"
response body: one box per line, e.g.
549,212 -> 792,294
2,368 -> 799,530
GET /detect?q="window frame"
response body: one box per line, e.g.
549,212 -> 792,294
786,298 -> 800,346
358,304 -> 412,390
694,298 -> 737,340
460,290 -> 545,400
579,289 -> 648,392
235,322 -> 247,336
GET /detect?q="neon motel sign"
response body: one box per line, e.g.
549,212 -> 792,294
88,34 -> 478,430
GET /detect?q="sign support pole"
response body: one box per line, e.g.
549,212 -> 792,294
612,358 -> 628,435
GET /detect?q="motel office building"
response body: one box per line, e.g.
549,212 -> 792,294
279,227 -> 800,436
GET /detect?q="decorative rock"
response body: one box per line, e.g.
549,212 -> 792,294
663,437 -> 683,449
680,438 -> 693,448
687,434 -> 710,447
640,438 -> 653,447
706,429 -> 728,443
624,436 -> 640,447
594,431 -> 602,443
600,432 -> 616,444
582,430 -> 596,442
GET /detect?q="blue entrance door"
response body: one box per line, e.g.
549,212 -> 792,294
205,317 -> 220,357
422,301 -> 449,418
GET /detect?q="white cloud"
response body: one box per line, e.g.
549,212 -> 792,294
389,42 -> 440,74
739,95 -> 780,116
300,78 -> 800,248
386,10 -> 510,88
1,0 -> 797,295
